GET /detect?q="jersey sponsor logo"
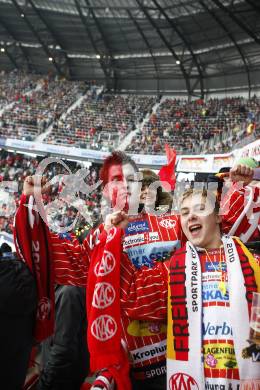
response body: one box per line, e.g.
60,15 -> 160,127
169,373 -> 199,390
131,250 -> 170,268
91,315 -> 117,341
205,262 -> 227,272
37,297 -> 51,321
130,340 -> 167,363
123,234 -> 145,248
202,271 -> 222,282
203,341 -> 237,370
202,284 -> 229,302
94,250 -> 115,276
127,320 -> 167,337
159,219 -> 176,229
202,321 -> 233,337
92,282 -> 115,309
149,232 -> 160,241
125,220 -> 150,234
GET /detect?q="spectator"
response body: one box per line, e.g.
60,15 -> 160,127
38,285 -> 89,390
0,242 -> 37,388
104,187 -> 260,389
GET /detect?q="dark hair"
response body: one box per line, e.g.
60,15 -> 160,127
0,242 -> 12,254
99,151 -> 138,185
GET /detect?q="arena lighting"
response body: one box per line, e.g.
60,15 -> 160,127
176,60 -> 181,65
0,48 -> 5,53
96,54 -> 101,59
21,13 -> 25,18
48,57 -> 53,61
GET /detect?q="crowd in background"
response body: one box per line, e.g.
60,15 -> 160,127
0,74 -> 85,141
0,70 -> 260,389
47,92 -> 156,151
0,150 -> 102,235
126,96 -> 260,155
1,71 -> 259,156
0,71 -> 39,109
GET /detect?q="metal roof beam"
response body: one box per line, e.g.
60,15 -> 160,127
84,0 -> 117,90
199,0 -> 251,98
244,0 -> 260,14
210,0 -> 260,44
11,0 -> 64,75
0,45 -> 18,69
127,9 -> 160,92
0,16 -> 31,70
84,0 -> 112,57
73,0 -> 114,88
135,0 -> 192,98
27,0 -> 72,78
152,0 -> 205,98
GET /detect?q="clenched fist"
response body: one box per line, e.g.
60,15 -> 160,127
23,175 -> 50,196
229,164 -> 254,186
104,210 -> 129,232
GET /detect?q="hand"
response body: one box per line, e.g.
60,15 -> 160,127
229,164 -> 254,186
23,175 -> 50,196
104,211 -> 129,232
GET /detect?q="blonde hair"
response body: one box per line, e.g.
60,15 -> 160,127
179,188 -> 220,214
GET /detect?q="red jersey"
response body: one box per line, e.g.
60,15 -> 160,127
14,185 -> 259,379
221,185 -> 260,242
120,212 -> 181,377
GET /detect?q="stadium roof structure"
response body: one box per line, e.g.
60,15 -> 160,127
0,0 -> 259,97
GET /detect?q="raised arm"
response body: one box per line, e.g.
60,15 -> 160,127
14,176 -> 94,286
220,165 -> 260,241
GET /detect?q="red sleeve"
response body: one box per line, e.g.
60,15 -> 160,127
221,185 -> 260,239
49,232 -> 89,286
120,253 -> 168,321
15,194 -> 89,286
221,186 -> 246,234
49,224 -> 105,285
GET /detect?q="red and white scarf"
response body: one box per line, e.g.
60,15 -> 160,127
167,236 -> 260,388
87,227 -> 131,390
14,194 -> 54,342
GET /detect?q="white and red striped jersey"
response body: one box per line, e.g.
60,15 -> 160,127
14,185 -> 260,379
221,185 -> 260,242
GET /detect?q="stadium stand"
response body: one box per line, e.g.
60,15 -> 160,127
0,76 -> 85,141
126,96 -> 260,155
0,70 -> 39,109
0,0 -> 260,386
0,150 -> 102,235
46,93 -> 157,151
1,74 -> 259,155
